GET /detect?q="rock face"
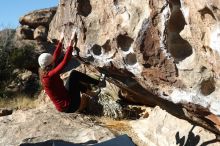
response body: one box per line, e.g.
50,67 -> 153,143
34,25 -> 48,41
1,101 -> 219,146
16,25 -> 34,40
0,103 -> 115,146
130,106 -> 220,146
17,7 -> 57,51
5,70 -> 39,95
15,7 -> 58,69
48,0 -> 220,134
19,7 -> 57,28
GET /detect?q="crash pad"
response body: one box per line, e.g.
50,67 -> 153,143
93,134 -> 136,146
20,134 -> 136,146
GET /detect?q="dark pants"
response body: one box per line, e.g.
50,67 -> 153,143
64,70 -> 99,112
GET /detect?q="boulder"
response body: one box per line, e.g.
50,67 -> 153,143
0,105 -> 115,146
19,7 -> 57,28
34,25 -> 48,41
48,0 -> 220,135
34,41 -> 56,54
130,106 -> 220,146
16,25 -> 34,40
5,70 -> 39,95
1,101 -> 219,146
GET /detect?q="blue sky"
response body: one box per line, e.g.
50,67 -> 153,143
0,0 -> 58,29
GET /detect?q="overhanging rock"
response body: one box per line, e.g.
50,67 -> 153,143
48,0 -> 220,135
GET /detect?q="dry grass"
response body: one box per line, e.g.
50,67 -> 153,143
96,116 -> 145,145
0,95 -> 38,109
98,117 -> 131,135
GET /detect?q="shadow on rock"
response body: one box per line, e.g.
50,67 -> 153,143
175,125 -> 200,146
20,139 -> 98,146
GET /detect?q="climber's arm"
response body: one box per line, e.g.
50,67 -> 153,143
48,29 -> 77,76
53,32 -> 65,63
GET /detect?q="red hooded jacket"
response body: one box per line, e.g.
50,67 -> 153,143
41,42 -> 73,112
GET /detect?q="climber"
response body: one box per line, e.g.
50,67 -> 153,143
38,29 -> 105,113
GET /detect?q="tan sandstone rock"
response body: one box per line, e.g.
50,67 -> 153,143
0,105 -> 115,146
47,0 -> 220,134
19,7 -> 57,28
130,106 -> 220,146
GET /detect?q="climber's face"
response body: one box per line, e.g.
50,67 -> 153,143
51,62 -> 55,69
46,62 -> 55,71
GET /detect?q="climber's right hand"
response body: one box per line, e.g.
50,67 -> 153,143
59,31 -> 65,42
69,28 -> 77,47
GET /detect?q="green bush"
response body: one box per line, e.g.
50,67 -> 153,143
10,45 -> 37,70
0,29 -> 15,49
0,50 -> 11,82
0,29 -> 39,97
0,29 -> 15,86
